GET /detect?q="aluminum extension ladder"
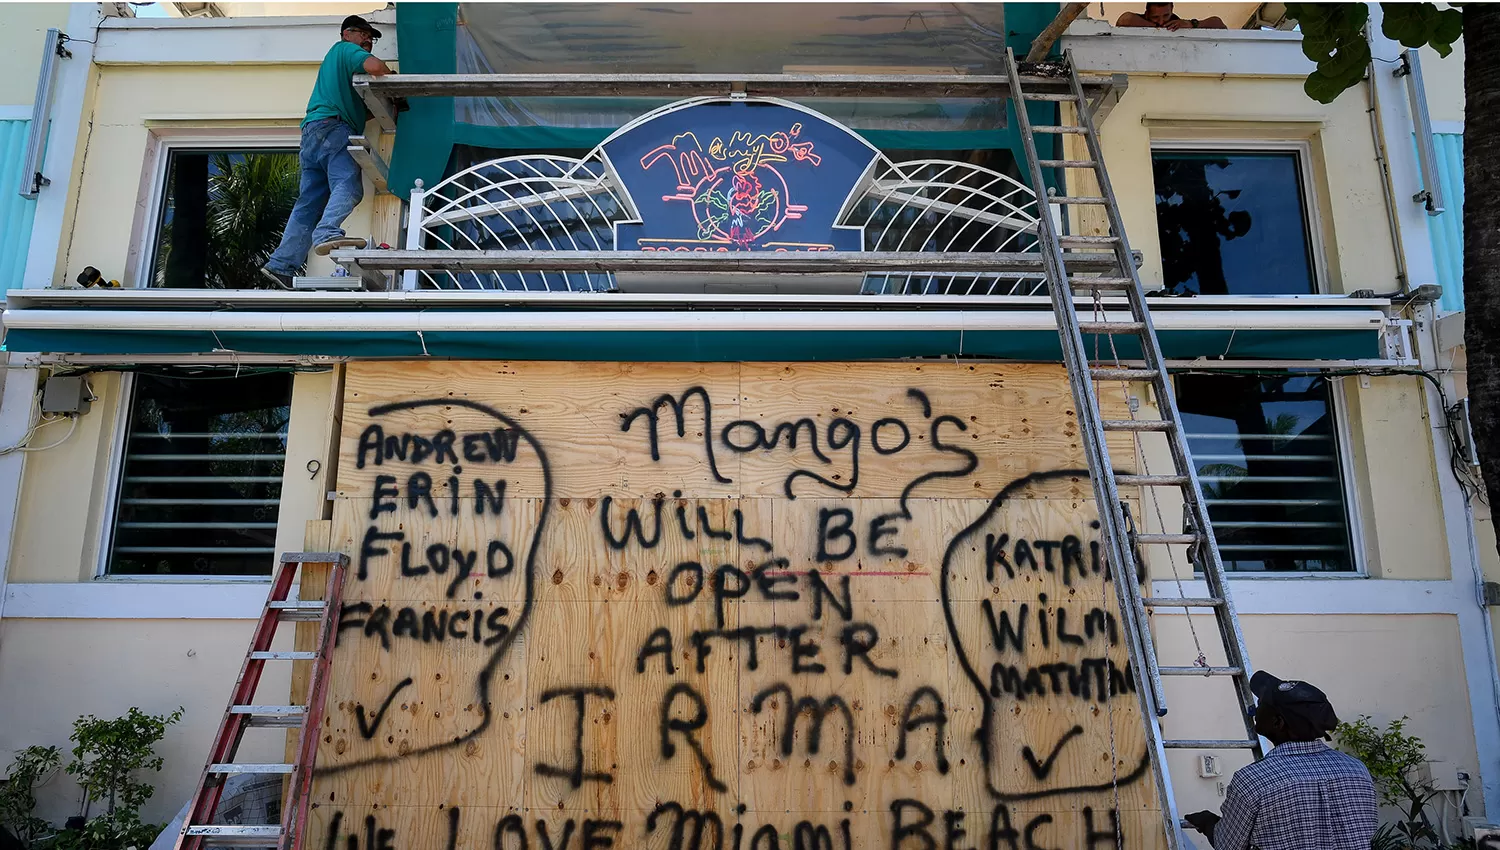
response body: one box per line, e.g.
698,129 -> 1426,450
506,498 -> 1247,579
1004,48 -> 1264,850
175,553 -> 349,850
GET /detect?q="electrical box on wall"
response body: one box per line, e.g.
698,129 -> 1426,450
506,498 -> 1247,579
1465,820 -> 1500,845
40,376 -> 90,416
1421,760 -> 1464,791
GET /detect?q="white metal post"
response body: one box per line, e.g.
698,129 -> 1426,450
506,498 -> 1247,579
402,179 -> 425,291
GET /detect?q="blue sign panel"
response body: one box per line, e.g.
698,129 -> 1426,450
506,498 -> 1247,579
602,100 -> 879,252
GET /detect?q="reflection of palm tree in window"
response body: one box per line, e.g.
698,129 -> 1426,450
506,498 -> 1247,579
1197,413 -> 1302,498
1198,462 -> 1246,503
1154,157 -> 1253,295
156,152 -> 299,289
1263,412 -> 1301,448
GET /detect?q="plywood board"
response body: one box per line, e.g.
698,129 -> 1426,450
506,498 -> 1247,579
316,361 -> 1165,849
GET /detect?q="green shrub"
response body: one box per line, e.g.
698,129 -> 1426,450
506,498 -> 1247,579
0,745 -> 62,848
52,707 -> 183,850
1337,715 -> 1447,849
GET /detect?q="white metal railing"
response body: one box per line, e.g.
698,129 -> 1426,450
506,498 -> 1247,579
403,143 -> 1045,295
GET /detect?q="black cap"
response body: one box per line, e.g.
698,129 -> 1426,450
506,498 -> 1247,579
1251,670 -> 1341,740
341,15 -> 382,40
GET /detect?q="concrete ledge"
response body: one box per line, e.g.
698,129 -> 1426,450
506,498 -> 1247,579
5,580 -> 271,619
94,10 -> 397,66
1150,577 -> 1468,615
1062,18 -> 1313,78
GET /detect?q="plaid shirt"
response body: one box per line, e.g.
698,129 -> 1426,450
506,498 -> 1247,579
1213,740 -> 1378,850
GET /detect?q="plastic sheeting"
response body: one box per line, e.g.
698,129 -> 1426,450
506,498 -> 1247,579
452,3 -> 1012,141
456,3 -> 1015,74
387,2 -> 1058,196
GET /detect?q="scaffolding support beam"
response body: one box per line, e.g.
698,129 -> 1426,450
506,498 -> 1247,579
353,71 -> 1123,133
347,136 -> 390,194
330,248 -> 1136,275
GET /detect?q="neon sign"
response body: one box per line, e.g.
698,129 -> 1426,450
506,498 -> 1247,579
603,101 -> 877,252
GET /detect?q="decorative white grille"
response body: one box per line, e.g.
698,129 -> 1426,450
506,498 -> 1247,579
410,137 -> 1042,294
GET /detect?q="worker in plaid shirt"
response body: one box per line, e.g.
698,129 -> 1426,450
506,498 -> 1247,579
1184,671 -> 1378,849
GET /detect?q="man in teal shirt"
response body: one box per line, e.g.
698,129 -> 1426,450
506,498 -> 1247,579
262,15 -> 392,288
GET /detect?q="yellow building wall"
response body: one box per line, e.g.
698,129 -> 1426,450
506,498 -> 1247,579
9,369 -> 338,583
0,369 -> 338,822
165,2 -> 384,17
8,370 -> 127,583
1341,376 -> 1450,580
0,3 -> 71,107
0,618 -> 293,825
1093,73 -> 1400,296
1160,613 -> 1480,817
1091,72 -> 1448,580
57,62 -> 382,289
1476,509 -> 1500,701
1422,39 -> 1465,126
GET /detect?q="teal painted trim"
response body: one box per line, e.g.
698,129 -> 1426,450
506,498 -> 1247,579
389,3 -> 459,196
453,123 -> 611,151
1005,3 -> 1062,56
1003,2 -> 1060,191
1425,132 -> 1464,313
6,327 -> 1380,362
0,120 -> 37,290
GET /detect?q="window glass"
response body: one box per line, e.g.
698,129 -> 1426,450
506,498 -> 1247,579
107,371 -> 292,576
1176,373 -> 1353,572
1152,150 -> 1316,296
151,149 -> 299,289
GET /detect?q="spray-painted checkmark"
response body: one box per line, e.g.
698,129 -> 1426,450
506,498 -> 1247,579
1021,725 -> 1085,780
355,677 -> 414,740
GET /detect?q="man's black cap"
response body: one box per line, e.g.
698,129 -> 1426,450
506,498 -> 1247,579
1251,670 -> 1341,739
341,15 -> 382,39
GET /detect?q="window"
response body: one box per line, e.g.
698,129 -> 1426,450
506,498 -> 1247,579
1152,149 -> 1317,296
106,371 -> 293,576
1176,373 -> 1354,572
149,148 -> 299,289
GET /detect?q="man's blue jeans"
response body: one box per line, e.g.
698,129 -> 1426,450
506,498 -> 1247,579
266,118 -> 364,274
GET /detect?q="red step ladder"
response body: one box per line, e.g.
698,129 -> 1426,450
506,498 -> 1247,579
174,552 -> 348,850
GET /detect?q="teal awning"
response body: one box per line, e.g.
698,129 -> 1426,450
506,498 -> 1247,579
4,327 -> 1381,362
1,290 -> 1398,364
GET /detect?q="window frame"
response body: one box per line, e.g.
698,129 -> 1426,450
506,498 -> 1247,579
95,370 -> 291,583
1148,139 -> 1330,297
127,126 -> 302,290
1171,370 -> 1366,579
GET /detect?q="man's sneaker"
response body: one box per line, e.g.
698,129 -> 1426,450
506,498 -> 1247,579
314,236 -> 368,256
260,266 -> 294,290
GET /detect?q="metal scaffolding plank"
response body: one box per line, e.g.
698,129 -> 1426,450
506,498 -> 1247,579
331,248 -> 1129,275
353,72 -> 1123,132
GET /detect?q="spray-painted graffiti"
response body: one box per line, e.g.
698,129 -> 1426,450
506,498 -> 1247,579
313,363 -> 1163,849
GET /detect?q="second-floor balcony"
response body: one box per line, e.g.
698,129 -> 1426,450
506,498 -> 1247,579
0,3 -> 1428,368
